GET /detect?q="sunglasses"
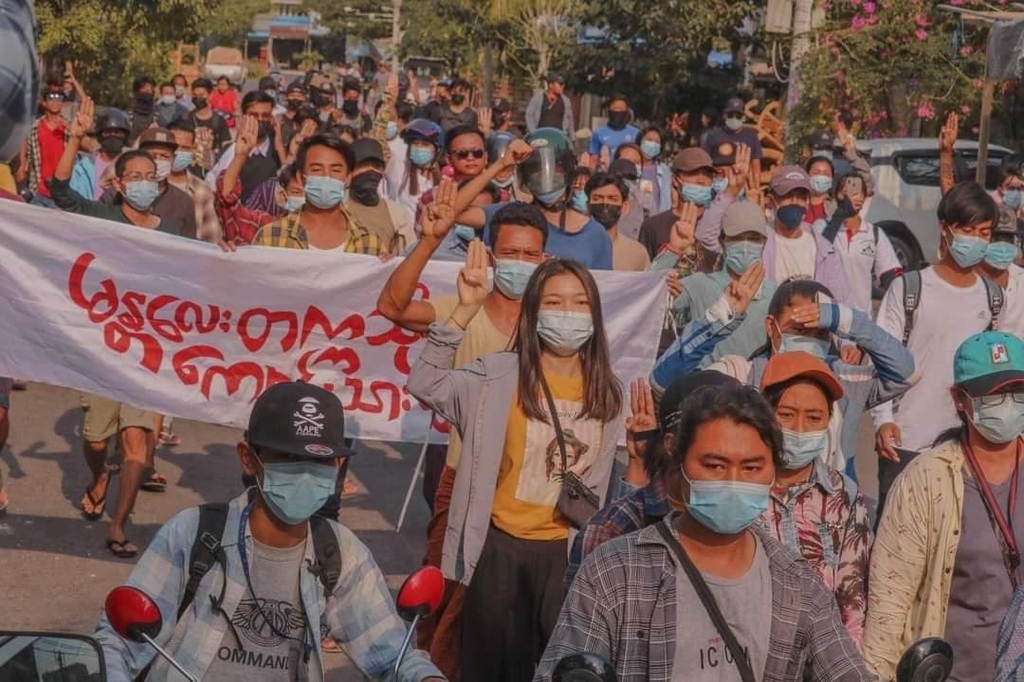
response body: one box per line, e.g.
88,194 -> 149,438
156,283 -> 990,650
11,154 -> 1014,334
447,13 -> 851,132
45,93 -> 64,100
452,149 -> 486,160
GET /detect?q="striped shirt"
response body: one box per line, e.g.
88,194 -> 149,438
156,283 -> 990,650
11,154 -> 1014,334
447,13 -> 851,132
251,209 -> 383,254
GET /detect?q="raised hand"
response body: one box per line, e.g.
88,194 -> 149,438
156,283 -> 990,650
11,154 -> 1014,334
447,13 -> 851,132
236,115 -> 259,155
420,178 -> 457,239
832,113 -> 855,151
725,260 -> 764,315
666,270 -> 682,298
71,96 -> 94,139
478,107 -> 493,135
939,111 -> 959,154
457,238 -> 490,309
875,423 -> 902,462
788,301 -> 822,330
668,201 -> 699,254
502,138 -> 533,169
727,143 -> 751,194
626,378 -> 657,437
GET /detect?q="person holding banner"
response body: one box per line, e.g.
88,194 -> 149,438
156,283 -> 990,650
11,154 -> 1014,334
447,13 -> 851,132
378,181 -> 549,678
408,254 -> 626,680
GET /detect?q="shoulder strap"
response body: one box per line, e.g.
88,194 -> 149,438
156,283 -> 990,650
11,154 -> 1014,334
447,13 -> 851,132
901,270 -> 922,346
983,276 -> 1004,330
539,374 -> 568,474
655,521 -> 758,682
178,503 -> 229,620
309,516 -> 342,596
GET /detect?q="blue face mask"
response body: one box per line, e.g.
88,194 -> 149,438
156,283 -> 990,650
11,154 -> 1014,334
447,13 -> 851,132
682,471 -> 771,535
724,240 -> 763,275
385,121 -> 398,140
1004,189 -> 1023,210
985,241 -> 1019,270
536,310 -> 594,355
640,140 -> 661,160
775,204 -> 807,230
971,396 -> 1024,444
257,458 -> 337,525
680,183 -> 712,208
536,188 -> 567,207
711,177 -> 728,195
781,428 -> 828,469
409,146 -> 436,167
809,174 -> 832,195
570,189 -> 588,214
304,175 -> 346,209
123,180 -> 159,211
453,224 -> 477,242
284,195 -> 305,213
172,150 -> 193,173
946,230 -> 988,268
777,332 -> 831,359
494,259 -> 537,300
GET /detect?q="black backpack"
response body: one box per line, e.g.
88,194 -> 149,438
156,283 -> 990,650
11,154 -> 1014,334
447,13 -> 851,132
900,269 -> 1003,345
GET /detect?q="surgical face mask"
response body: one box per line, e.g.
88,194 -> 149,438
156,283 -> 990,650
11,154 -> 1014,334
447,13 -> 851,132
809,174 -> 832,195
946,230 -> 988,268
777,332 -> 831,359
1004,189 -> 1023,210
607,110 -> 629,130
775,204 -> 806,230
724,116 -> 743,132
724,240 -> 763,275
571,189 -> 588,214
385,121 -> 398,140
342,100 -> 359,117
494,259 -> 537,300
680,183 -> 712,208
451,93 -> 466,106
536,310 -> 594,355
349,171 -> 382,206
682,471 -> 771,535
159,94 -> 176,106
409,146 -> 436,168
492,175 -> 515,189
812,149 -> 833,161
536,188 -> 567,208
257,458 -> 337,525
193,96 -> 208,110
304,175 -> 346,209
154,159 -> 171,182
781,428 -> 828,469
123,180 -> 159,211
640,140 -> 661,160
711,177 -> 728,195
970,396 -> 1024,444
985,241 -> 1019,270
589,203 -> 622,229
282,194 -> 305,212
453,224 -> 476,242
174,85 -> 185,97
171,150 -> 192,173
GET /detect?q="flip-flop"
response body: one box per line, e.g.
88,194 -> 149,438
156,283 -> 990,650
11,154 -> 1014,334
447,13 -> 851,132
81,478 -> 110,521
106,537 -> 138,559
158,430 -> 182,447
0,491 -> 8,516
321,636 -> 343,654
140,468 -> 168,493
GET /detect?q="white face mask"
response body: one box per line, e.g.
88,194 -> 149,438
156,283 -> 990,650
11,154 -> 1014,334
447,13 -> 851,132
536,310 -> 594,355
154,159 -> 171,182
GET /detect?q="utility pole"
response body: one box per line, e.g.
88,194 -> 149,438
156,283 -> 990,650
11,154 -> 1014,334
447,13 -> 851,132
783,0 -> 814,158
391,0 -> 401,70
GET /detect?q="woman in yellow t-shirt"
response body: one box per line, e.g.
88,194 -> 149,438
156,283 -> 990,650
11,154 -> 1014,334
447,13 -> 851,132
408,248 -> 626,682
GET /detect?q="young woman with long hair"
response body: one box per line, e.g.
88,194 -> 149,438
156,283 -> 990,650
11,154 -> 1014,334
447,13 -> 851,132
409,252 -> 625,681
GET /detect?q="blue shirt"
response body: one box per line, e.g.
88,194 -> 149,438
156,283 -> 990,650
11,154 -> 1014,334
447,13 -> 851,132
589,124 -> 640,157
483,202 -> 613,269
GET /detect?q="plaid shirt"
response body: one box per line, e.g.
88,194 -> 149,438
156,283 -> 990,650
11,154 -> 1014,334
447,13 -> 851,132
93,492 -> 442,682
760,458 -> 872,648
171,172 -> 221,242
0,0 -> 39,164
251,209 -> 383,254
566,477 -> 669,588
997,586 -> 1024,682
25,117 -> 70,195
215,175 -> 274,245
535,517 -> 873,682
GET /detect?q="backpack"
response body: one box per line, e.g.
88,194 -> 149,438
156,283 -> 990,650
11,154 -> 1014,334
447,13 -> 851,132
900,269 -> 1003,345
176,502 -> 342,620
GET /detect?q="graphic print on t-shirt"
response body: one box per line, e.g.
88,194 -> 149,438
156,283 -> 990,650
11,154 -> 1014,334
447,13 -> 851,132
514,396 -> 602,506
216,597 -> 306,675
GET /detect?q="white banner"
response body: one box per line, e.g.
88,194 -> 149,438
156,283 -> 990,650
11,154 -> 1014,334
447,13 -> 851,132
0,200 -> 668,442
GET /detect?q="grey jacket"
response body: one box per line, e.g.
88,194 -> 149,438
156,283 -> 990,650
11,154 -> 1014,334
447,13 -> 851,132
407,323 -> 625,585
526,91 -> 575,134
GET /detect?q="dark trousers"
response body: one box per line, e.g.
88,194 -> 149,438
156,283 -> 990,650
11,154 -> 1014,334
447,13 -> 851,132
421,443 -> 448,514
875,448 -> 919,530
460,526 -> 568,682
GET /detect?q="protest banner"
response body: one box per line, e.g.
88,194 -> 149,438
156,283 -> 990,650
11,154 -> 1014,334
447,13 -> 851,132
0,201 -> 669,442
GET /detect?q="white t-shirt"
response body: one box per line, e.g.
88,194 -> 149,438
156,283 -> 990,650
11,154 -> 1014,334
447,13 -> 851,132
1000,264 -> 1024,338
871,267 -> 995,451
385,158 -> 434,225
774,230 -> 817,282
828,220 -> 901,314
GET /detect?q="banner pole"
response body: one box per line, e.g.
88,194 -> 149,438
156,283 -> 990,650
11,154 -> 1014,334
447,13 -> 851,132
396,429 -> 431,533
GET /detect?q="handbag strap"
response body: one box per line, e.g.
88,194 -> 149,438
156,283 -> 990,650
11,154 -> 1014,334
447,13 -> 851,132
655,520 -> 758,682
539,374 -> 568,475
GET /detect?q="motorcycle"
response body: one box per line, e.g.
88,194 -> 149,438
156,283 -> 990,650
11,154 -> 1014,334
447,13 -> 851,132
0,565 -> 445,681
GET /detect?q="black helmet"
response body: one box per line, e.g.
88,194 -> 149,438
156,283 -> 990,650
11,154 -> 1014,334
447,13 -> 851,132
487,131 -> 519,164
95,108 -> 131,136
401,118 -> 443,146
518,127 -> 576,205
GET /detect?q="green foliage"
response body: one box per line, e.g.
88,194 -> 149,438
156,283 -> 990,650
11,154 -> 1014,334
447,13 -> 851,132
206,0 -> 269,44
399,0 -> 495,70
305,0 -> 394,42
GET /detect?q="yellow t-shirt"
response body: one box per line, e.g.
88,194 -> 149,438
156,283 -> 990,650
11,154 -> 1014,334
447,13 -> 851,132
428,295 -> 512,469
491,371 -> 604,540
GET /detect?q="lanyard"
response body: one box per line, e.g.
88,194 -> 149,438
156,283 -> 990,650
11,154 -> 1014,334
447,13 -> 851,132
238,501 -> 314,661
961,437 -> 1022,590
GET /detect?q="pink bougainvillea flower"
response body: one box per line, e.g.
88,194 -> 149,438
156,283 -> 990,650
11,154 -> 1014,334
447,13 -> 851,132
974,78 -> 985,90
864,1 -> 876,12
867,14 -> 878,24
852,15 -> 866,29
915,28 -> 928,41
959,45 -> 973,57
961,105 -> 972,115
914,13 -> 928,26
916,101 -> 934,119
850,0 -> 861,6
896,127 -> 909,136
949,0 -> 963,4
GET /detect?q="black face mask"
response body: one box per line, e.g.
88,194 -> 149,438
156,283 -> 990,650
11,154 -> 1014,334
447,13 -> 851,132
494,112 -> 508,128
589,203 -> 622,228
193,96 -> 208,110
607,110 -> 629,130
313,92 -> 333,107
451,93 -> 465,106
286,99 -> 303,111
100,136 -> 126,156
135,92 -> 154,113
350,171 -> 382,206
342,100 -> 359,117
258,121 -> 274,140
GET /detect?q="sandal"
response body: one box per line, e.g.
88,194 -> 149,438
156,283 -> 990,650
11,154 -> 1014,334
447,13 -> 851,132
341,479 -> 359,497
0,491 -> 8,515
140,468 -> 168,493
158,430 -> 182,447
106,537 -> 138,558
81,477 -> 110,520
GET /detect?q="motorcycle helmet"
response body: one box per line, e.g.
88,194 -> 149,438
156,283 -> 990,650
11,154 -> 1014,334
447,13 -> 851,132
95,108 -> 131,136
401,118 -> 443,147
518,127 -> 576,206
487,131 -> 520,164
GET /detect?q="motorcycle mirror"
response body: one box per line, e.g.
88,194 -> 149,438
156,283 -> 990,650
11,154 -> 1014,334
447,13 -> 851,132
0,632 -> 106,679
896,637 -> 953,682
105,585 -> 163,643
553,653 -> 618,682
395,566 -> 445,622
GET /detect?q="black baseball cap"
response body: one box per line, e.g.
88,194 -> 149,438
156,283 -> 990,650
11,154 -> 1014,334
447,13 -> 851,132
352,137 -> 386,166
246,382 -> 353,459
659,371 -> 741,432
609,158 -> 638,180
809,129 -> 835,150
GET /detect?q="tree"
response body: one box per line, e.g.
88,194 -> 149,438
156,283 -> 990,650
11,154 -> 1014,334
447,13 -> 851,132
206,0 -> 269,45
492,0 -> 581,88
305,0 -> 395,44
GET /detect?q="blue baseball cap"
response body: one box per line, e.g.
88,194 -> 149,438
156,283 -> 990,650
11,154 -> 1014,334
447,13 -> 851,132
953,331 -> 1024,396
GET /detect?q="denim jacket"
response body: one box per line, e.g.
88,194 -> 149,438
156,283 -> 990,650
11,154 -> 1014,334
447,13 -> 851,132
94,492 -> 443,682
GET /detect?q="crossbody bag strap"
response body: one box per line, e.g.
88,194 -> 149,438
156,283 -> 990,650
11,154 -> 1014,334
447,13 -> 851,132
655,520 -> 758,682
539,374 -> 568,474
